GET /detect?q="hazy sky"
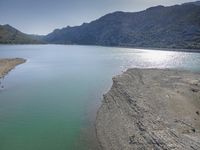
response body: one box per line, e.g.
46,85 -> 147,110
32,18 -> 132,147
0,0 -> 195,35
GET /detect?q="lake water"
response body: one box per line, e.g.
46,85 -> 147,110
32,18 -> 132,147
0,45 -> 200,150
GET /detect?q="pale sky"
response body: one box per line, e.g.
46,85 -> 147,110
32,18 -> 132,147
0,0 -> 196,35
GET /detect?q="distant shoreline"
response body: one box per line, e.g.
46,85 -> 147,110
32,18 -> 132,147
0,58 -> 26,79
0,44 -> 200,53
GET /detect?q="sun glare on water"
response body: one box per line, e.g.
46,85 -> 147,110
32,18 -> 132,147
130,49 -> 185,68
139,49 -> 177,63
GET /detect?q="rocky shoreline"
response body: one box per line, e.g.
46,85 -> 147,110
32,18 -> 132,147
96,68 -> 200,150
0,58 -> 26,78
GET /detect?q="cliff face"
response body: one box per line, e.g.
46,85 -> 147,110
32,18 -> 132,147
96,69 -> 200,150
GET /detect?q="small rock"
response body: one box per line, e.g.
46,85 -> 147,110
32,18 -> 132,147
129,135 -> 135,144
196,111 -> 199,115
191,88 -> 199,92
192,128 -> 196,133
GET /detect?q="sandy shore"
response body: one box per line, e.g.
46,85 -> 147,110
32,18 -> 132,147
0,58 -> 26,78
96,68 -> 200,150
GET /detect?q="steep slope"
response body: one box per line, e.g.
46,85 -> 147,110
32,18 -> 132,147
45,3 -> 200,50
0,24 -> 43,44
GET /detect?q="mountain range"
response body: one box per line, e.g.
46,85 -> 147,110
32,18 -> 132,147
1,1 -> 200,50
0,24 -> 43,44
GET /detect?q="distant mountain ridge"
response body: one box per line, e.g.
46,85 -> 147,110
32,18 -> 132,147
185,1 -> 200,6
0,24 -> 43,44
1,1 -> 200,50
44,2 -> 200,50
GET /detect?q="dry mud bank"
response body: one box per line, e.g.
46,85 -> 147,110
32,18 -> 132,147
96,69 -> 200,150
0,58 -> 26,78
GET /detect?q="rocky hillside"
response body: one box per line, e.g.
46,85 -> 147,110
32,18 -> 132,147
45,2 -> 200,50
0,24 -> 43,44
1,2 -> 200,50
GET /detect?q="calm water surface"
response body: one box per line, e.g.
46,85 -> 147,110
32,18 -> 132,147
0,45 -> 200,150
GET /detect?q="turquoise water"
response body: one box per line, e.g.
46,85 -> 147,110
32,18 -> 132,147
0,45 -> 200,150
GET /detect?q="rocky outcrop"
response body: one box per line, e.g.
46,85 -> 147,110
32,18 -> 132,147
96,69 -> 200,150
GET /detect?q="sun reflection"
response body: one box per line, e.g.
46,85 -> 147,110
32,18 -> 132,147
139,49 -> 176,64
